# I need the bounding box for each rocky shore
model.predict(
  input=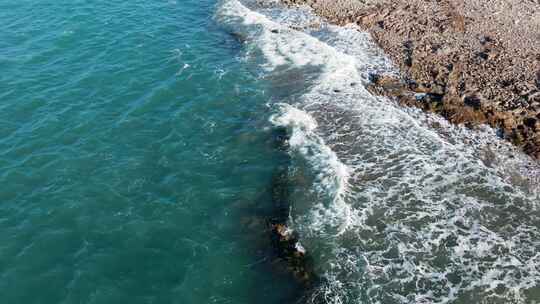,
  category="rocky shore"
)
[281,0,540,159]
